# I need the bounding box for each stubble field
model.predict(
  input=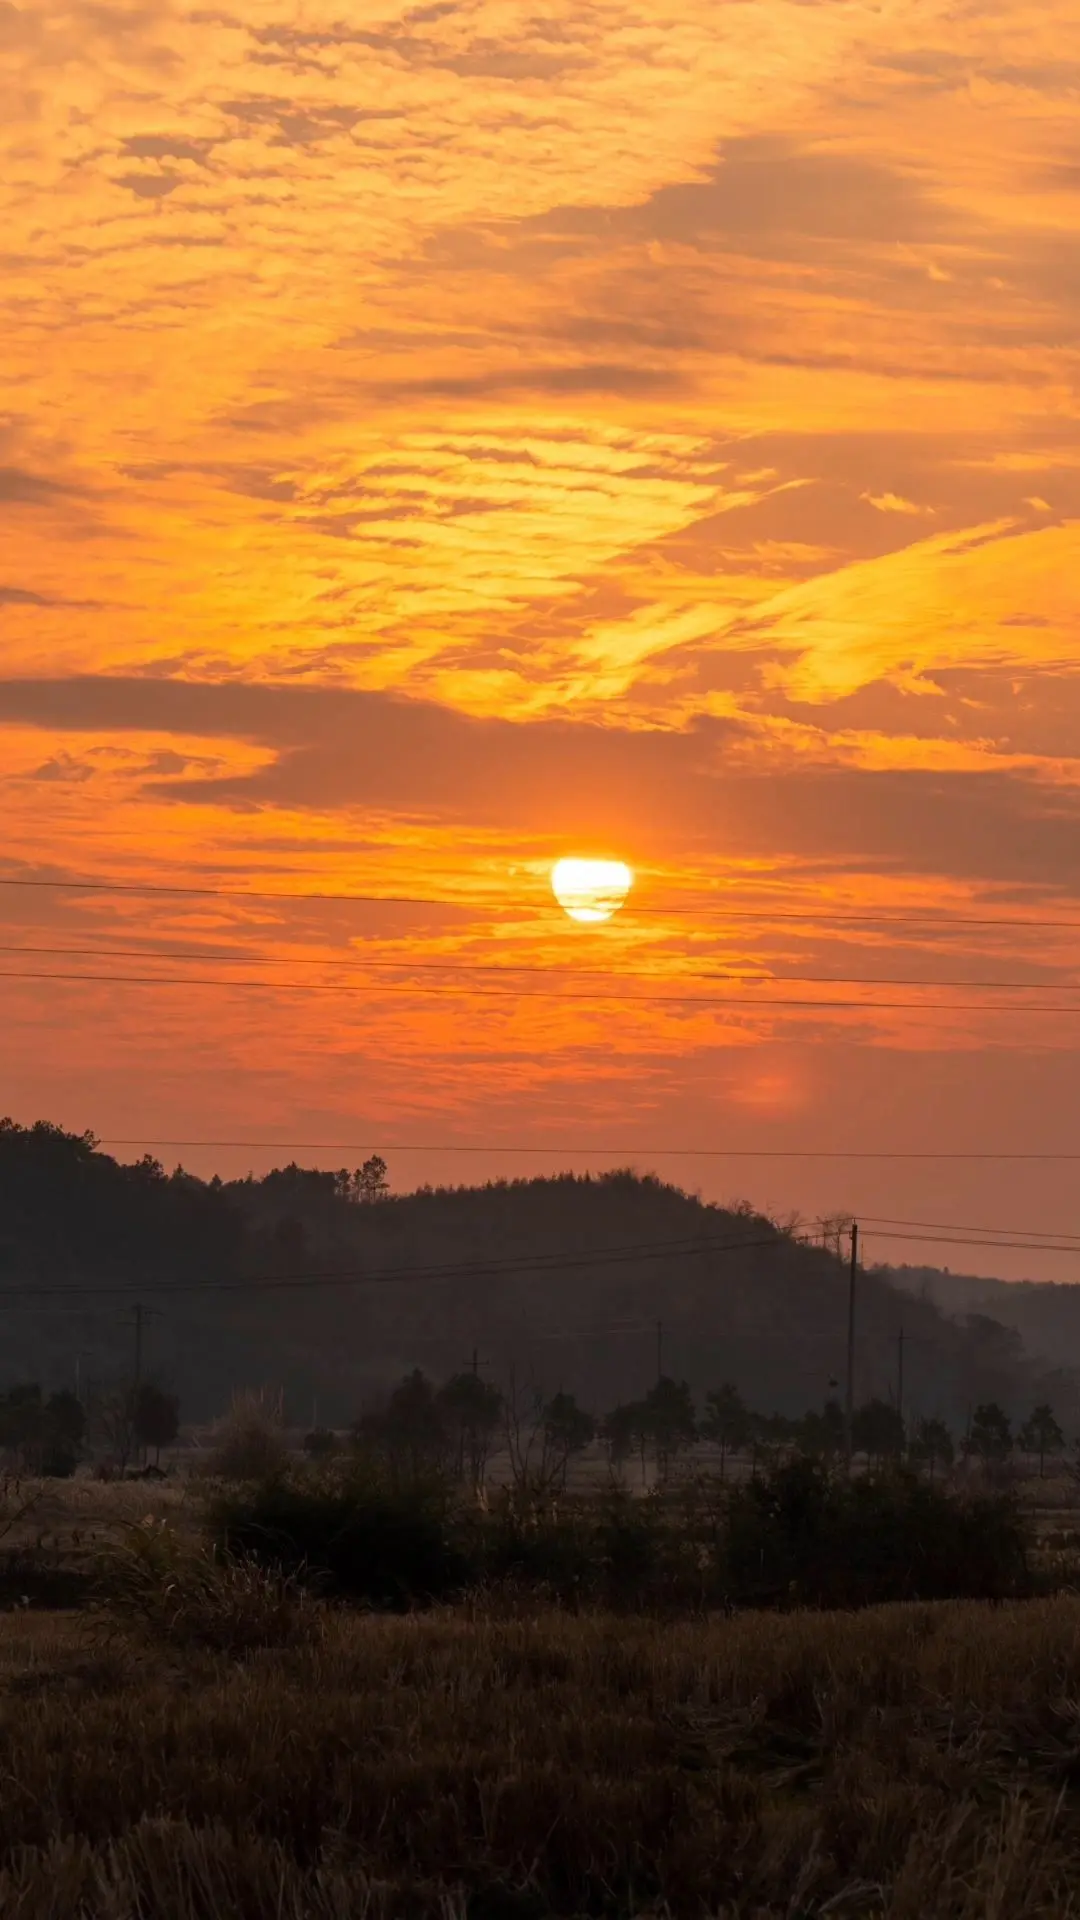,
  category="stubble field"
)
[6,1596,1080,1916]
